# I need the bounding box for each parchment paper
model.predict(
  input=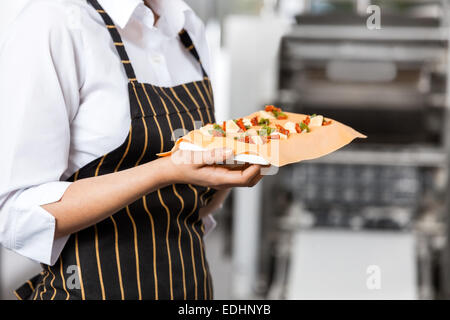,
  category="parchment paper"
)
[158,112,366,167]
